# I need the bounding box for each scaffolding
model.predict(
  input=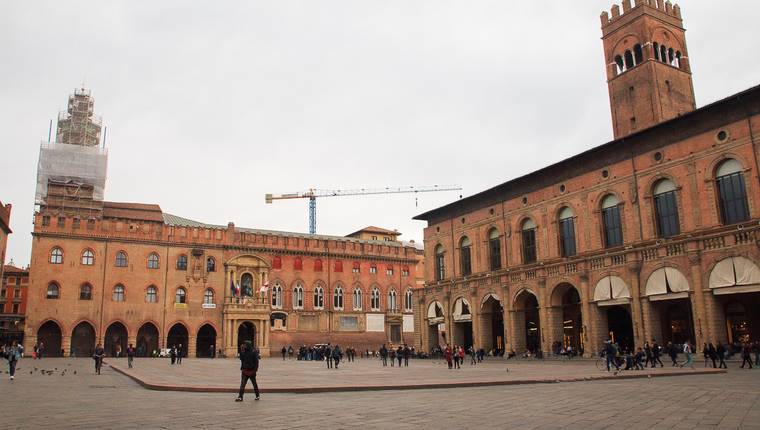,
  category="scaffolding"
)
[35,142,108,206]
[55,87,102,147]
